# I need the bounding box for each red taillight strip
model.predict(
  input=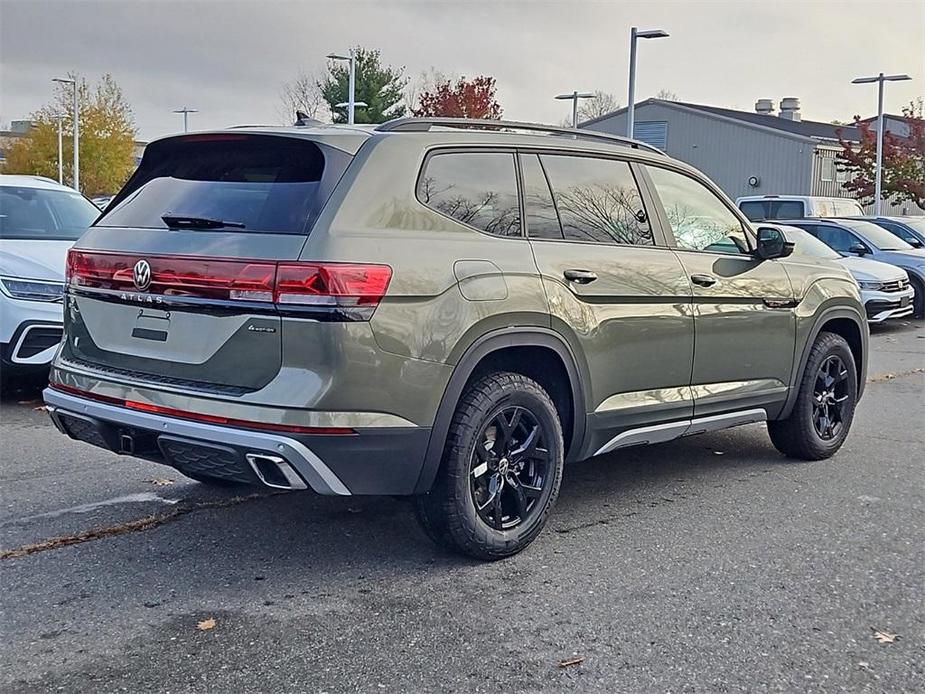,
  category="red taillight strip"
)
[48,383,355,436]
[66,250,392,316]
